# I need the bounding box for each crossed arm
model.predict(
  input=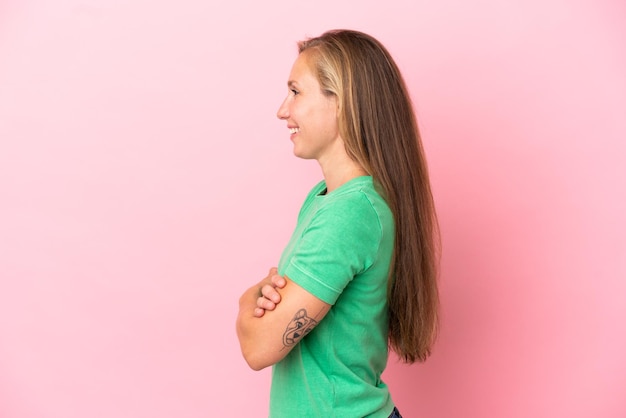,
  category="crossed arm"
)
[236,268,331,370]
